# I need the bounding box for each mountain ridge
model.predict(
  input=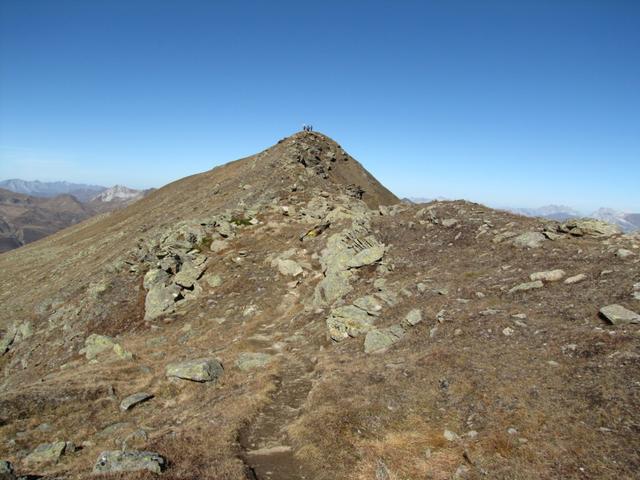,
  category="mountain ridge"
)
[0,132,638,479]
